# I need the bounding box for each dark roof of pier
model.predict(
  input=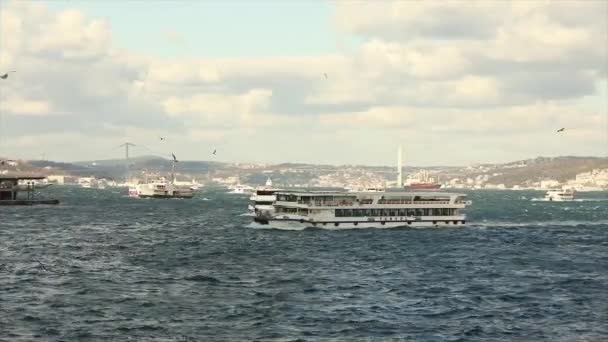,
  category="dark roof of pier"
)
[0,173,46,180]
